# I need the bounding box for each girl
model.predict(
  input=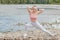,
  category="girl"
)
[23,6,55,38]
